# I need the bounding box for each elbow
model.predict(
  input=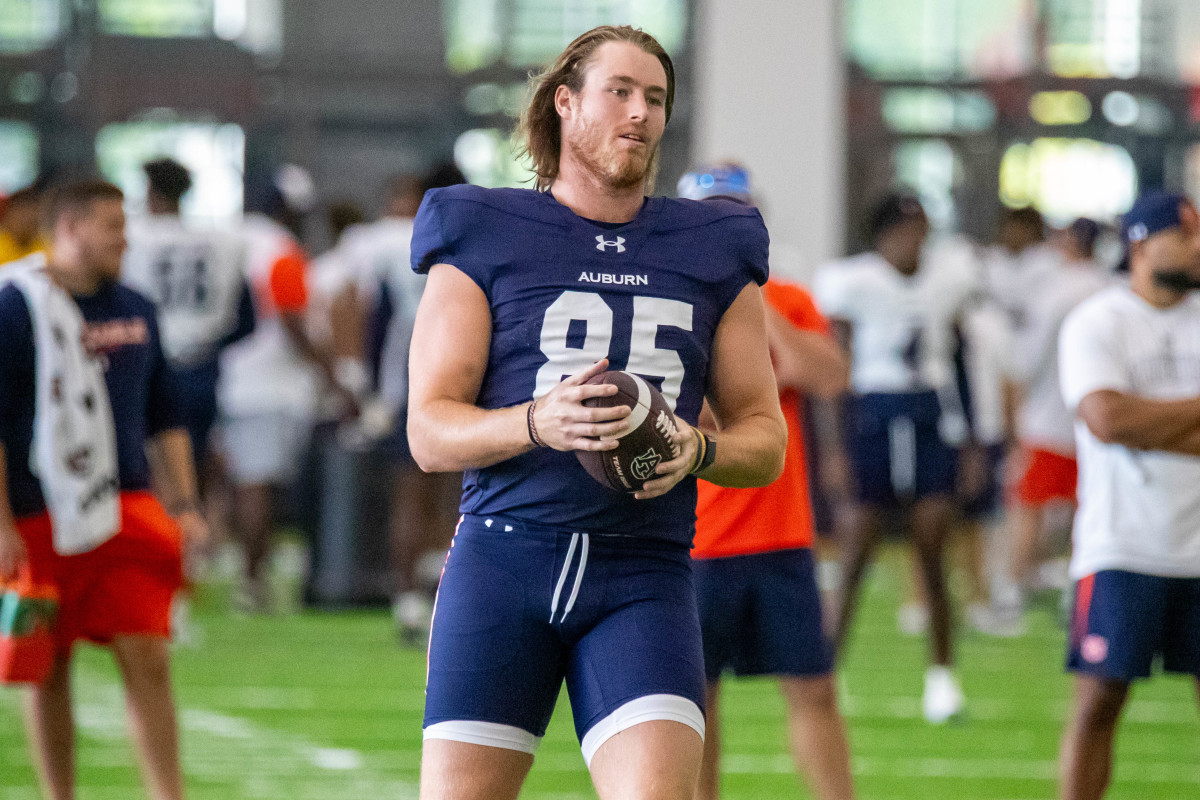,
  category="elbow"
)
[1083,410,1141,448]
[750,419,788,487]
[763,448,786,485]
[1085,417,1121,446]
[406,414,454,473]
